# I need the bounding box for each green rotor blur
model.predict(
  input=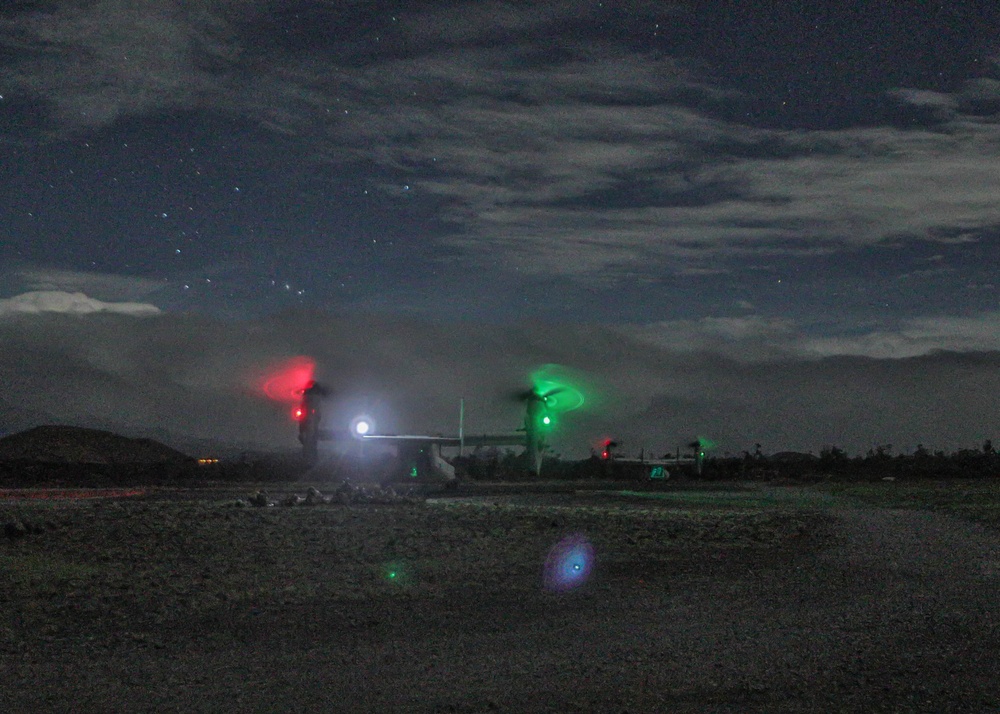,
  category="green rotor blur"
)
[529,364,586,414]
